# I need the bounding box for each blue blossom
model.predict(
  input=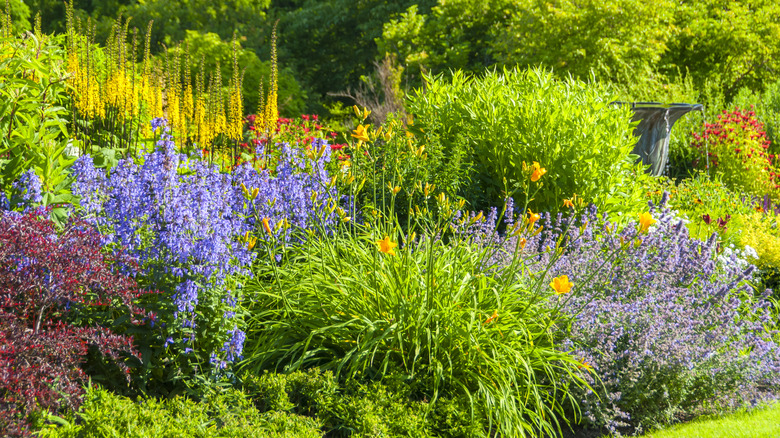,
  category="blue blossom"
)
[12,169,43,207]
[69,118,341,365]
[221,328,246,362]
